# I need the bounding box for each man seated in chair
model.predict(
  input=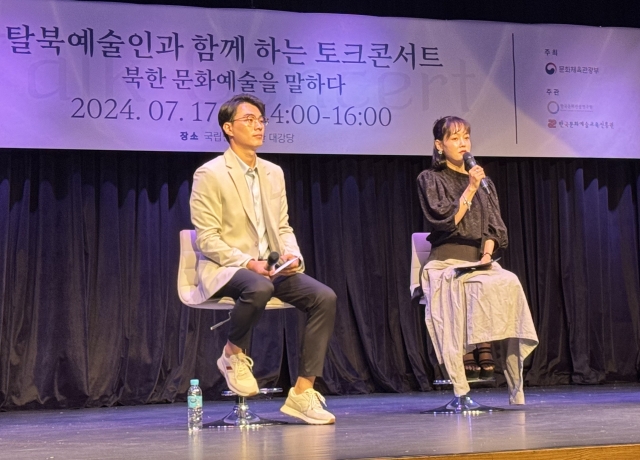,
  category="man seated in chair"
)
[189,94,337,425]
